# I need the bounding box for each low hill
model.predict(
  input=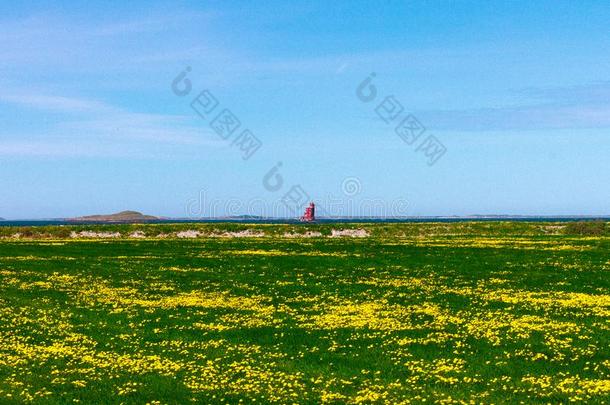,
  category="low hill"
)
[70,211,158,223]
